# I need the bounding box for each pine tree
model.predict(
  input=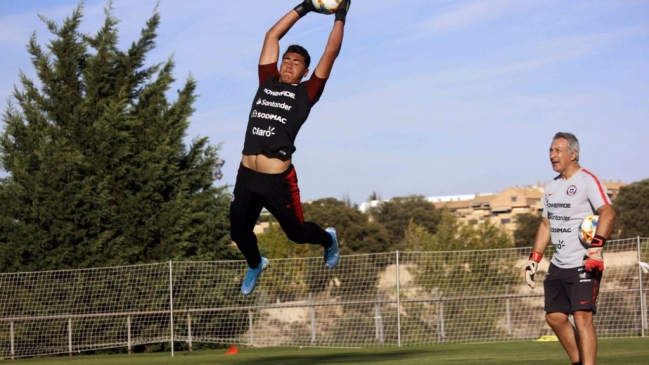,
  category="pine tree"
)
[0,3,235,272]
